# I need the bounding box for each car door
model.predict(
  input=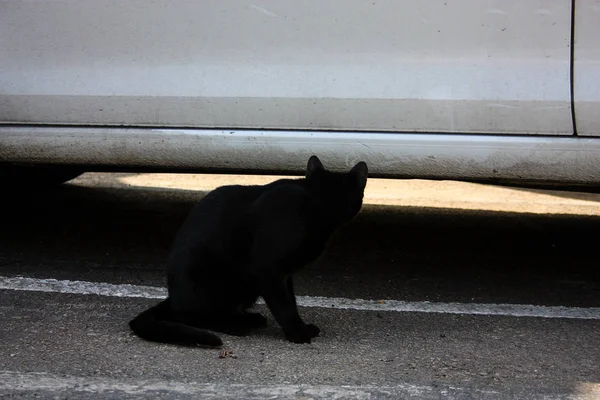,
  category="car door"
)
[573,0,600,136]
[0,0,573,136]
